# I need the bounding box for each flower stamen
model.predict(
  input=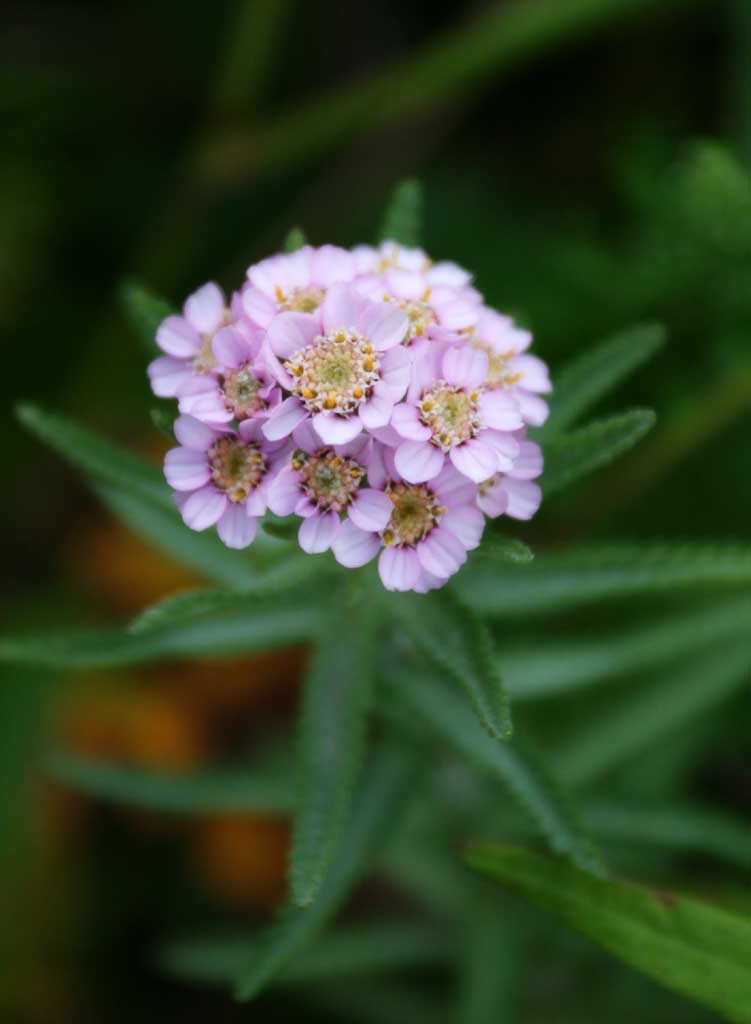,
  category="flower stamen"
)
[209,436,267,503]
